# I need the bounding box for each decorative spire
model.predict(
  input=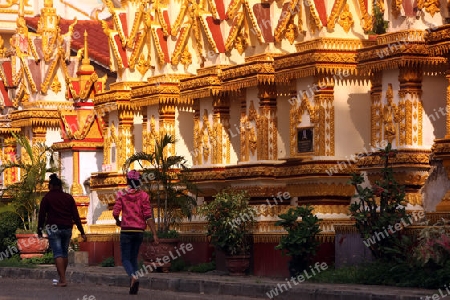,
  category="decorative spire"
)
[19,0,24,17]
[82,30,90,65]
[44,0,53,8]
[78,30,94,73]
